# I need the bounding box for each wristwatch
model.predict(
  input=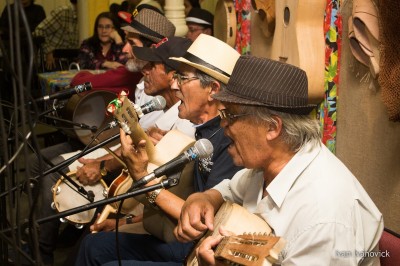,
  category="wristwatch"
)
[99,160,108,177]
[146,188,163,206]
[125,214,134,224]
